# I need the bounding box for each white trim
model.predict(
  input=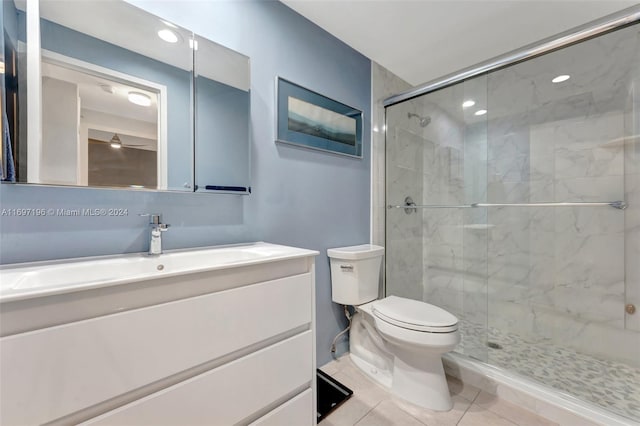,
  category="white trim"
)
[309,260,317,425]
[158,85,168,190]
[77,93,85,185]
[369,65,375,245]
[26,0,42,183]
[39,50,169,190]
